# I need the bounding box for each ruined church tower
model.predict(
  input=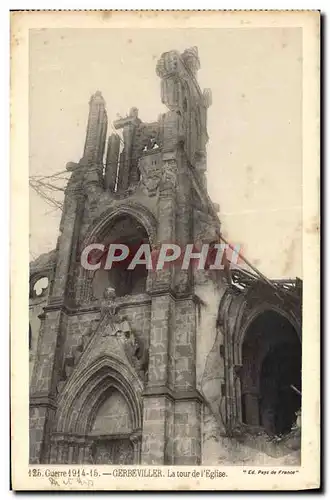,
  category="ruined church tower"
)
[29,47,302,466]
